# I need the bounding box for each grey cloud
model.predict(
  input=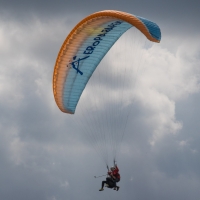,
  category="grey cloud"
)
[1,0,200,32]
